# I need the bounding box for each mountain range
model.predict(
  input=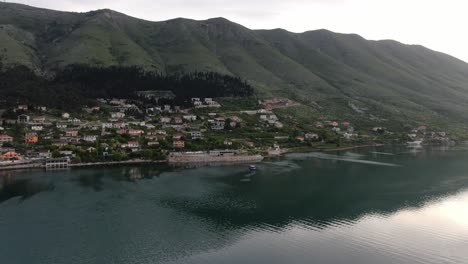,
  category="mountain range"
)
[1,2,468,130]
